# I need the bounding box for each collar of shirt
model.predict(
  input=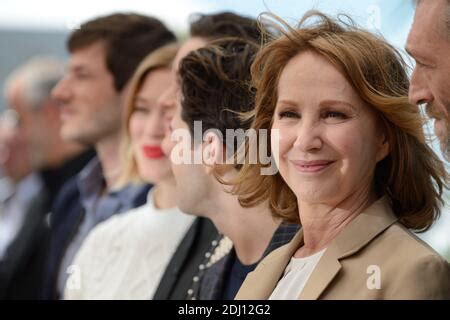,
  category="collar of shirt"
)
[76,157,146,222]
[1,173,44,216]
[11,173,44,206]
[0,173,44,219]
[77,157,104,201]
[0,176,15,203]
[0,173,44,259]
